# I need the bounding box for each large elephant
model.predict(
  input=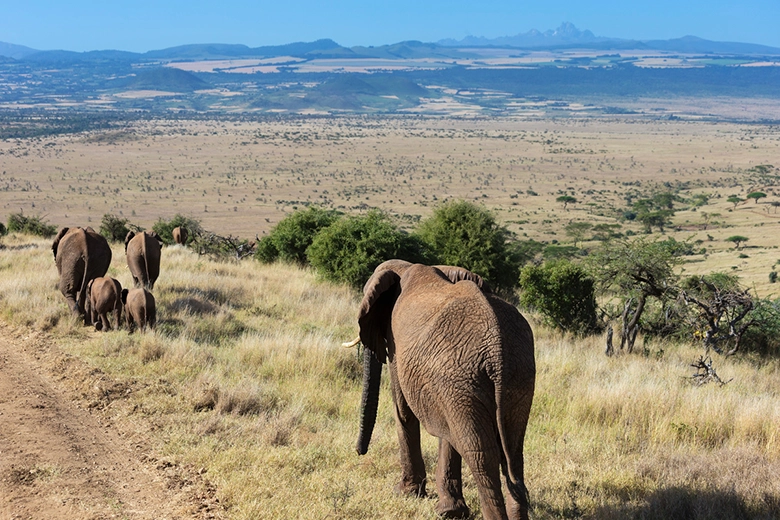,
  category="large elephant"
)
[124,231,163,290]
[86,276,123,331]
[172,226,188,245]
[52,226,112,323]
[351,260,535,520]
